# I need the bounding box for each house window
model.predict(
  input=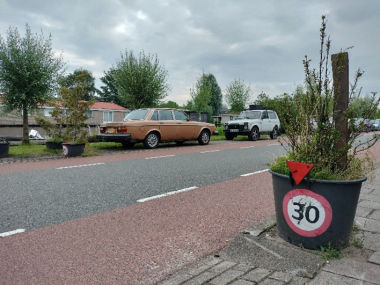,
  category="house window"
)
[44,108,53,117]
[86,110,93,118]
[103,111,113,122]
